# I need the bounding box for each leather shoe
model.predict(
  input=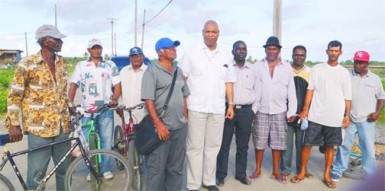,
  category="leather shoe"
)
[216,178,224,186]
[202,185,220,191]
[235,177,251,185]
